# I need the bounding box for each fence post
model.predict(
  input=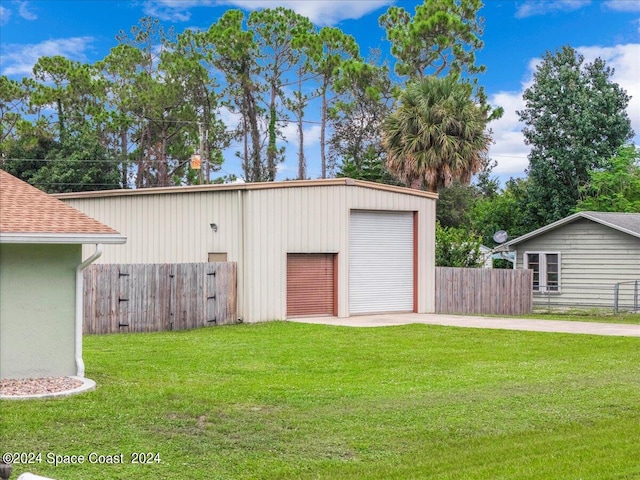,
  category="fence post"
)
[614,283,619,314]
[635,280,638,313]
